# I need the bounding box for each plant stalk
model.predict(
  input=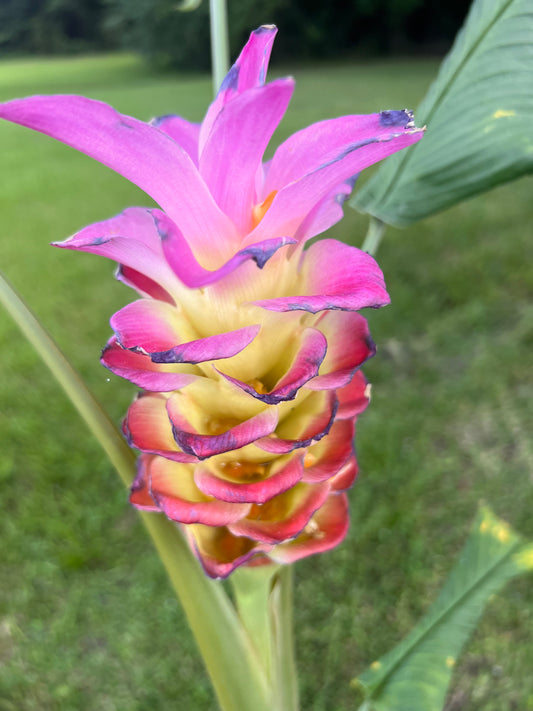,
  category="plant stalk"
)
[209,0,230,96]
[232,564,299,710]
[361,216,386,256]
[270,565,299,710]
